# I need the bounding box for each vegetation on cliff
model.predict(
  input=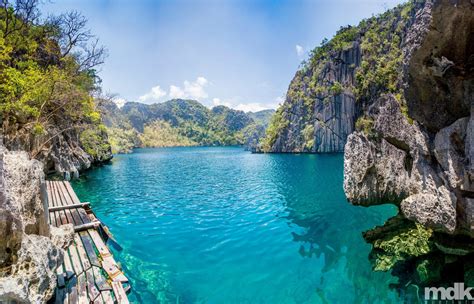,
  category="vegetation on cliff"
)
[0,0,111,170]
[261,1,417,152]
